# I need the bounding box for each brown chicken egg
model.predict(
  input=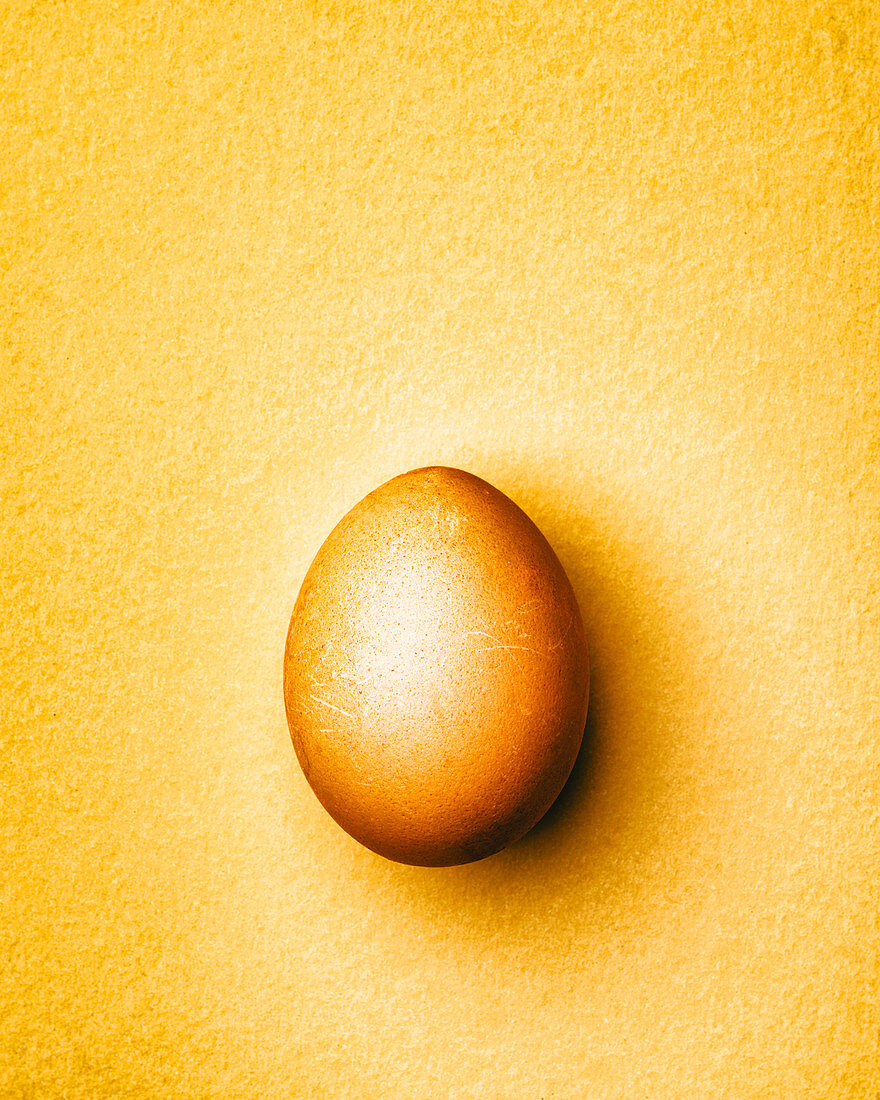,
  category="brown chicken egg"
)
[283,466,589,866]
